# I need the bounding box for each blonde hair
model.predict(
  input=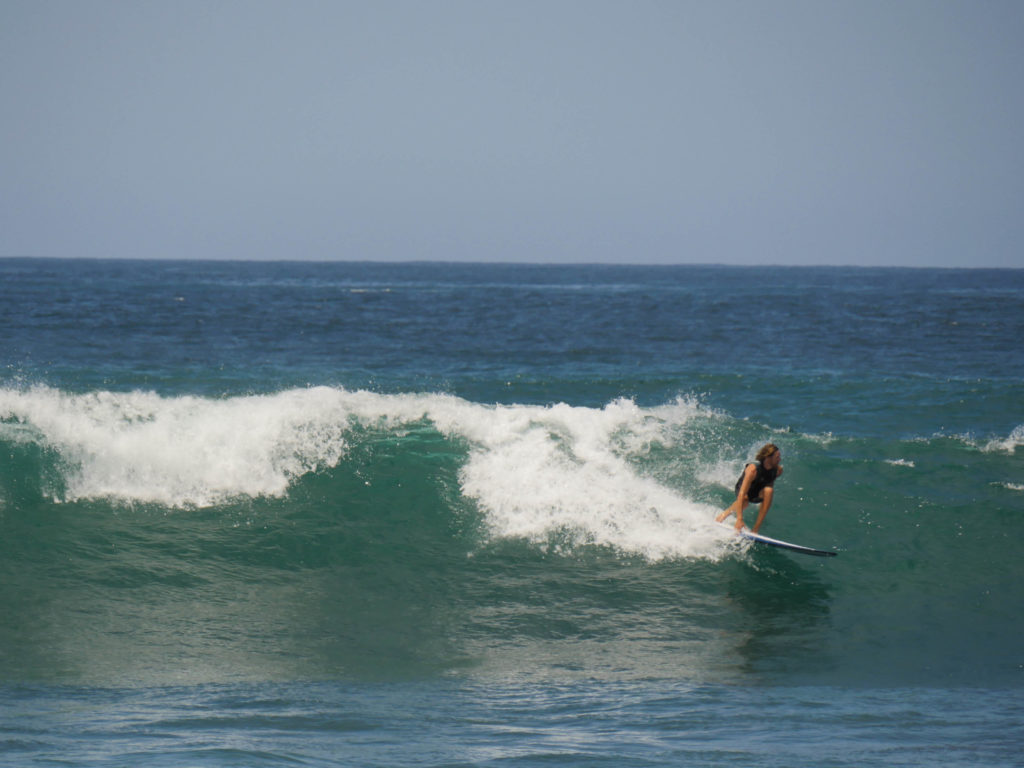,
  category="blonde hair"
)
[756,443,780,462]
